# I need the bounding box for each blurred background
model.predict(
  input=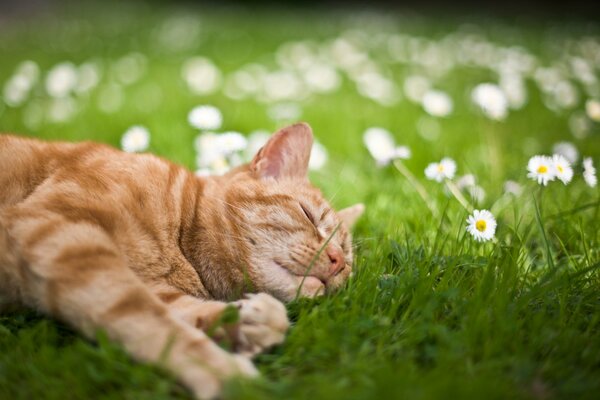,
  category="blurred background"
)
[0,0,599,202]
